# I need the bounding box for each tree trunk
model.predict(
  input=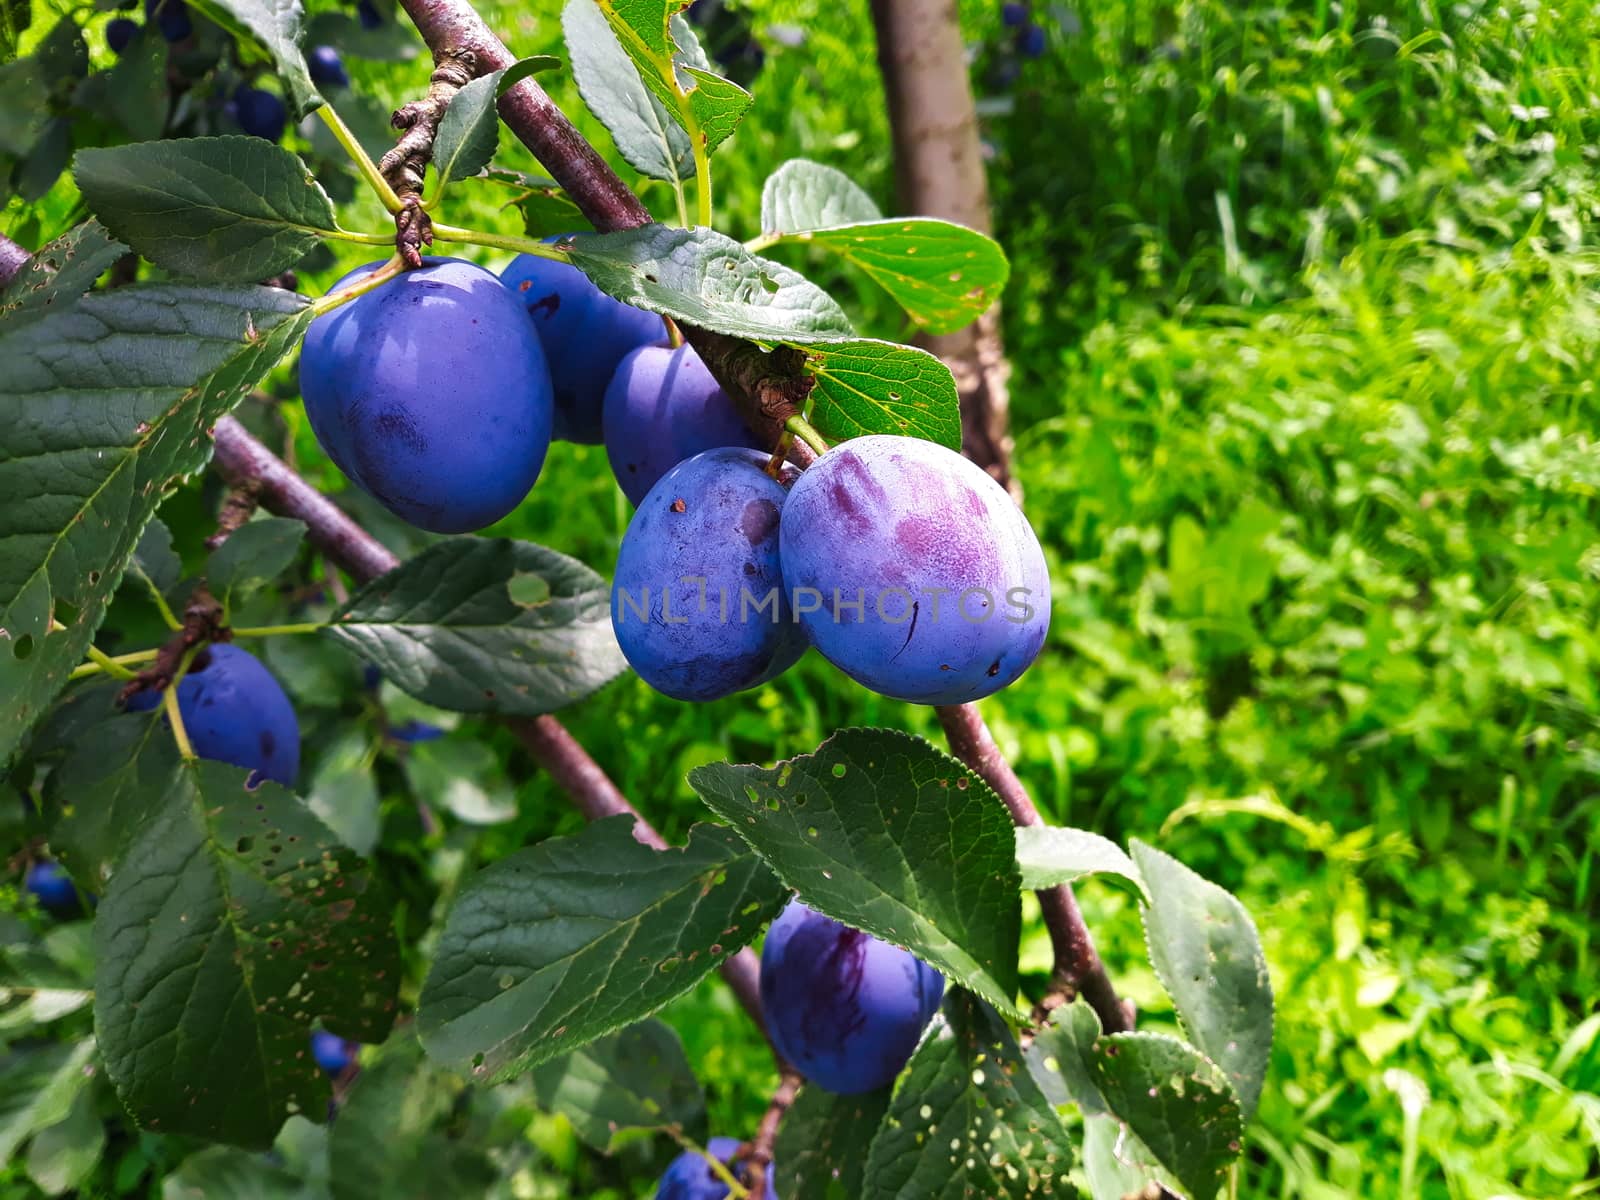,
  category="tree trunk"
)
[869,0,1016,495]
